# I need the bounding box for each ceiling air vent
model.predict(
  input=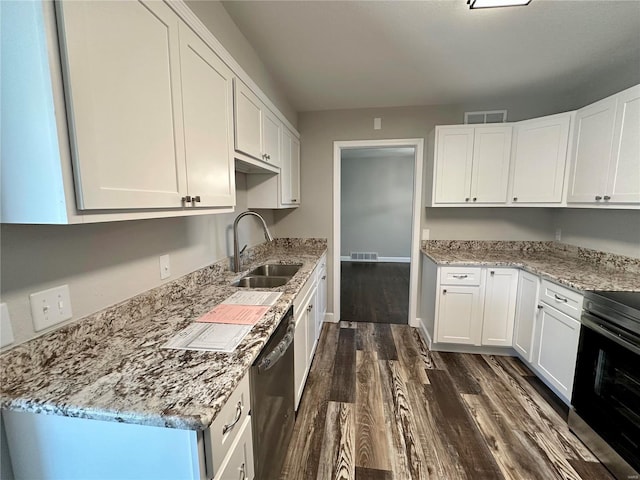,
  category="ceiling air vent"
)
[464,110,508,124]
